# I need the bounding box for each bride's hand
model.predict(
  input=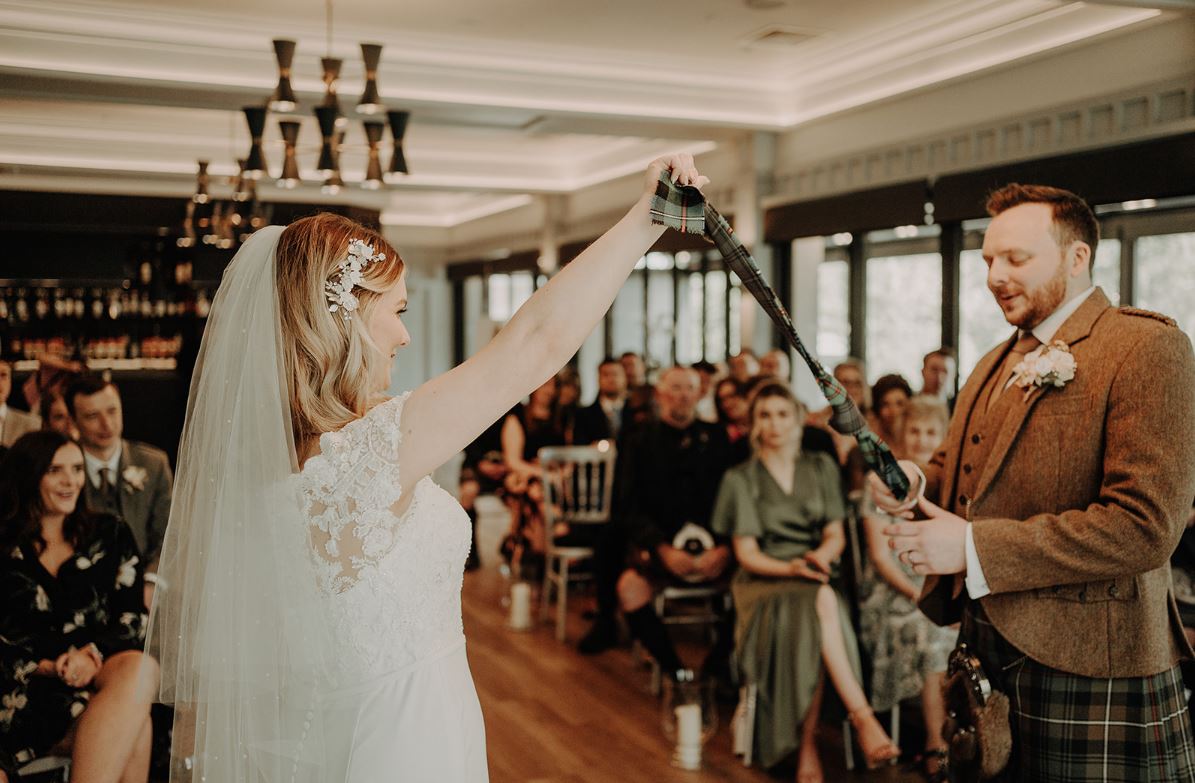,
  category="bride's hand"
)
[642,153,709,197]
